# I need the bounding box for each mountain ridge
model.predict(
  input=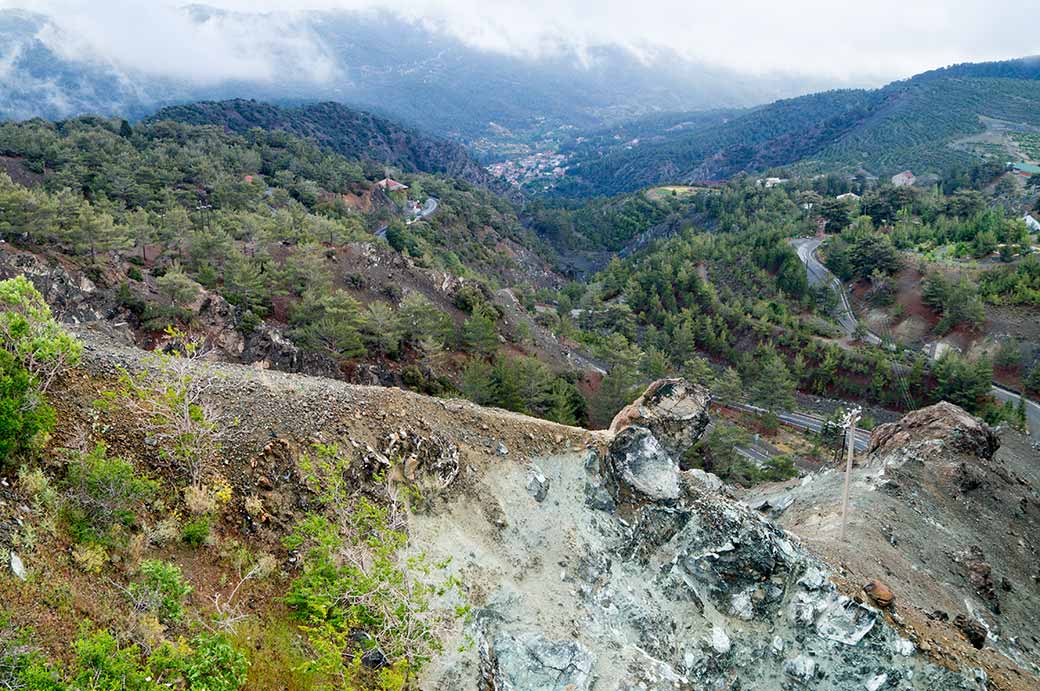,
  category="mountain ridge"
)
[555,57,1040,196]
[146,99,494,187]
[0,7,833,143]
